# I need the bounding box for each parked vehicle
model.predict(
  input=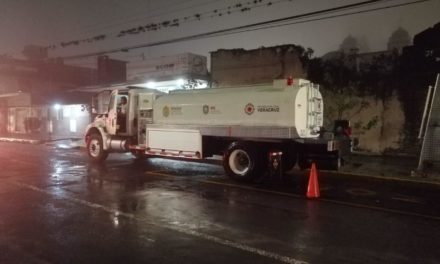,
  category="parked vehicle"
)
[85,78,351,181]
